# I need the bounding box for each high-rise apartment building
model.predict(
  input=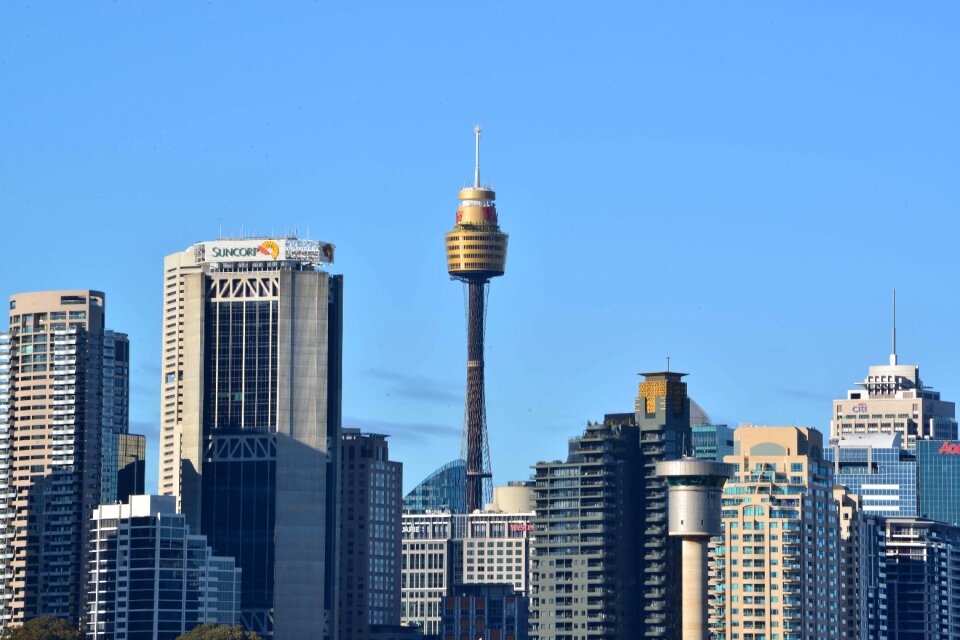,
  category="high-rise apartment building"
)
[830,346,956,448]
[401,509,535,636]
[87,495,242,640]
[709,426,843,640]
[529,416,644,640]
[159,237,341,639]
[637,371,691,640]
[876,517,960,639]
[826,433,917,517]
[0,290,142,630]
[340,428,403,640]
